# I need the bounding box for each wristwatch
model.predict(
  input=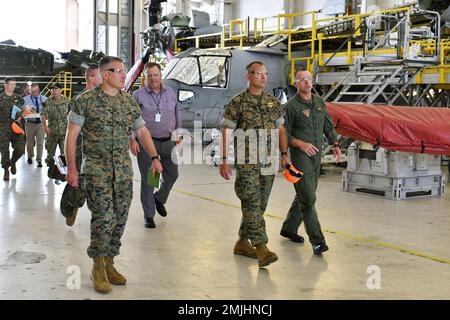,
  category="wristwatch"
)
[281,151,288,157]
[151,155,161,161]
[333,141,340,148]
